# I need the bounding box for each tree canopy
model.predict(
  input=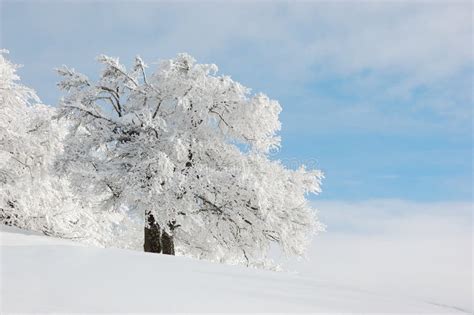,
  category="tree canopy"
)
[55,53,324,265]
